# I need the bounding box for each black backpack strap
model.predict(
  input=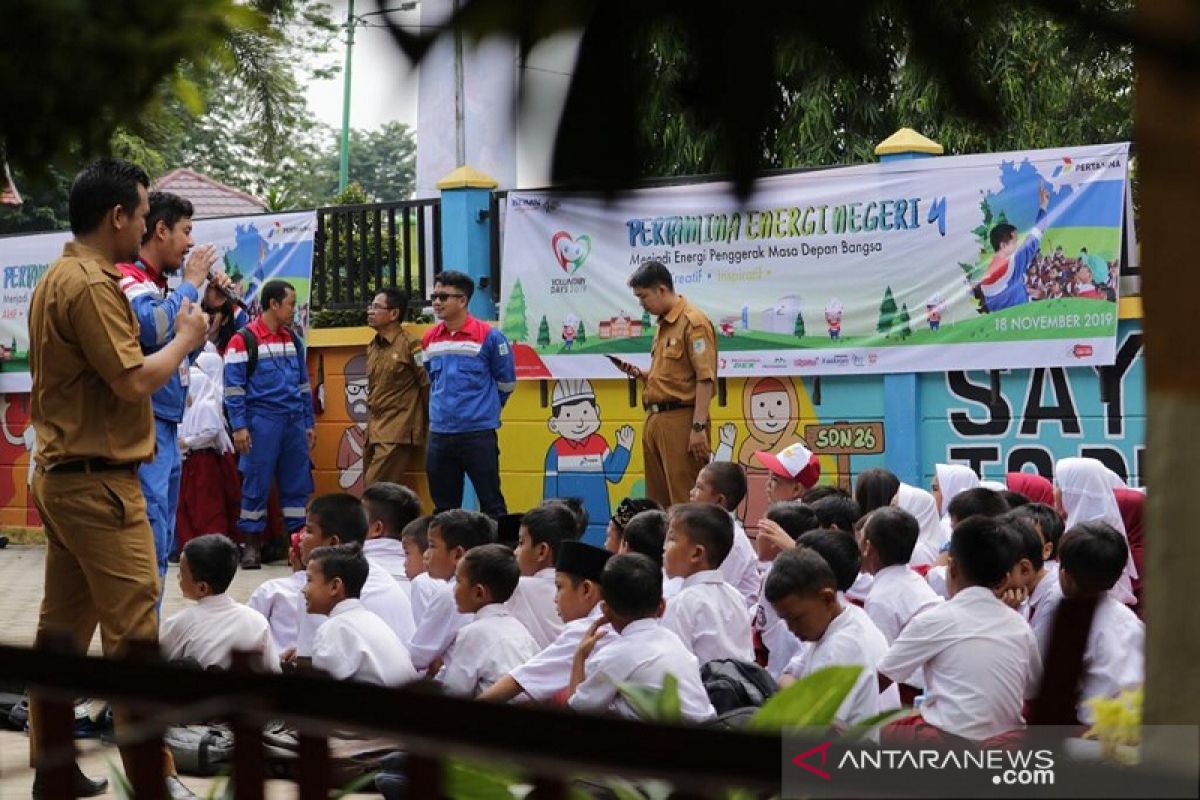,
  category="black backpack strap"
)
[237,325,259,380]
